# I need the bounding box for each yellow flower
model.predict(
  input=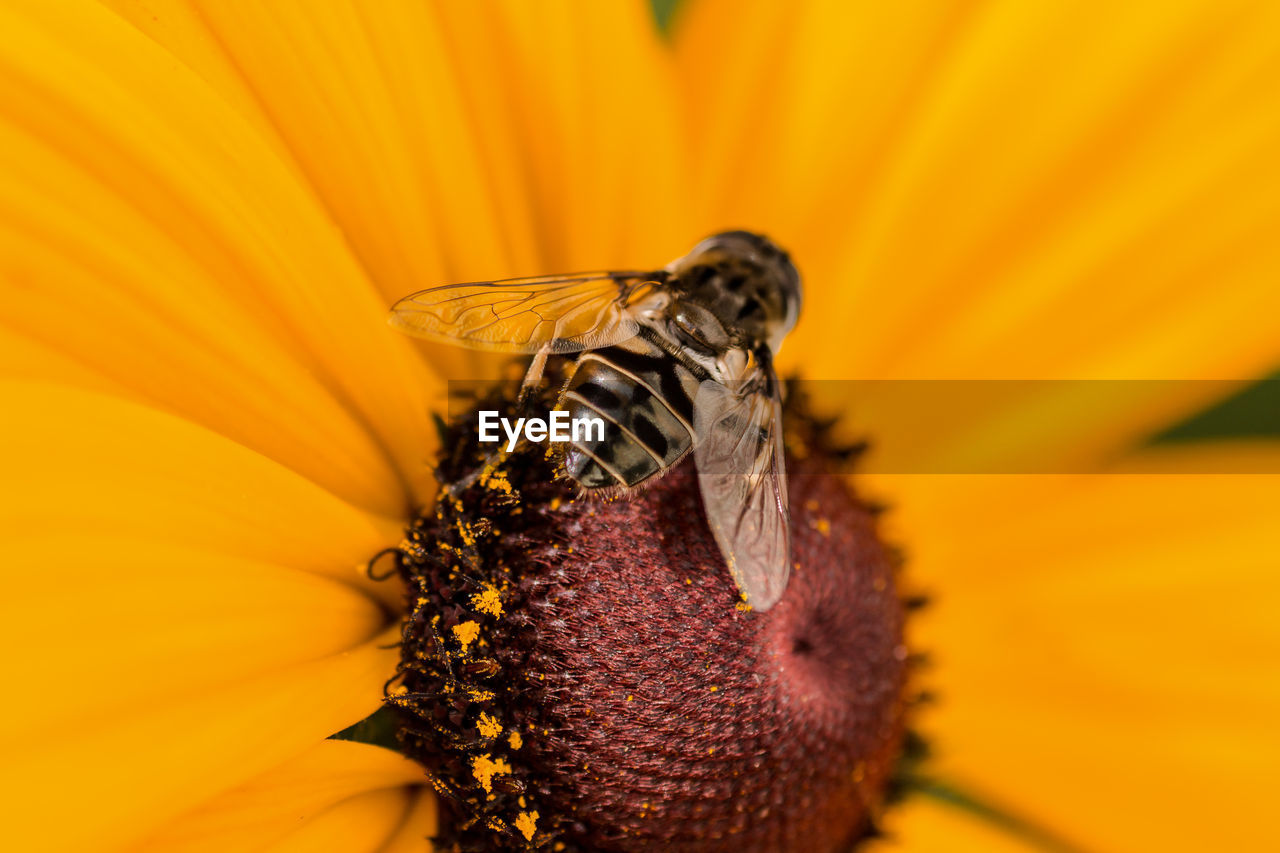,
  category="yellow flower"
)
[1,0,1277,850]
